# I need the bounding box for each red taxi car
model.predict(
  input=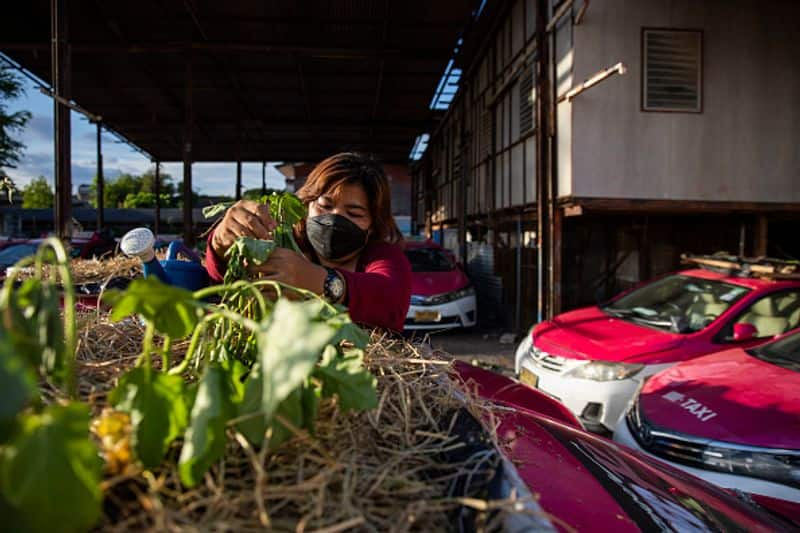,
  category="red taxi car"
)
[515,265,800,432]
[454,361,799,529]
[615,328,800,504]
[403,239,477,330]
